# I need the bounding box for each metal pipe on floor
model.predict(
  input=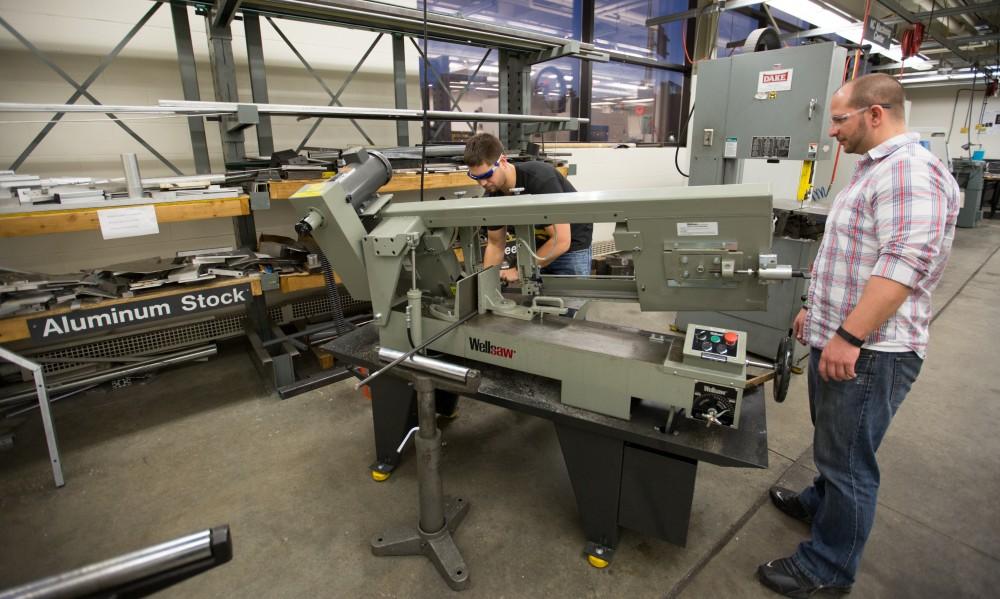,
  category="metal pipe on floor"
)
[0,345,217,406]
